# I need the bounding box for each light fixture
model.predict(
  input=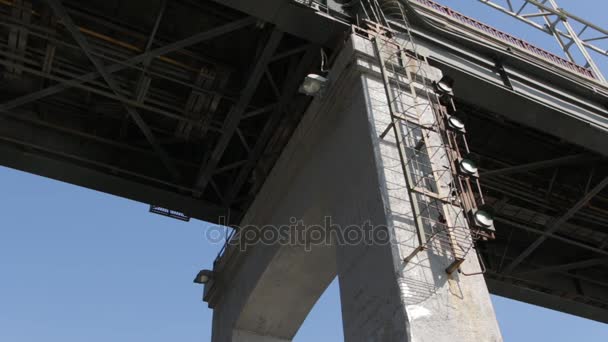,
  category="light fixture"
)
[458,156,479,177]
[299,74,327,96]
[193,269,214,285]
[434,76,454,95]
[447,115,466,133]
[470,205,495,232]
